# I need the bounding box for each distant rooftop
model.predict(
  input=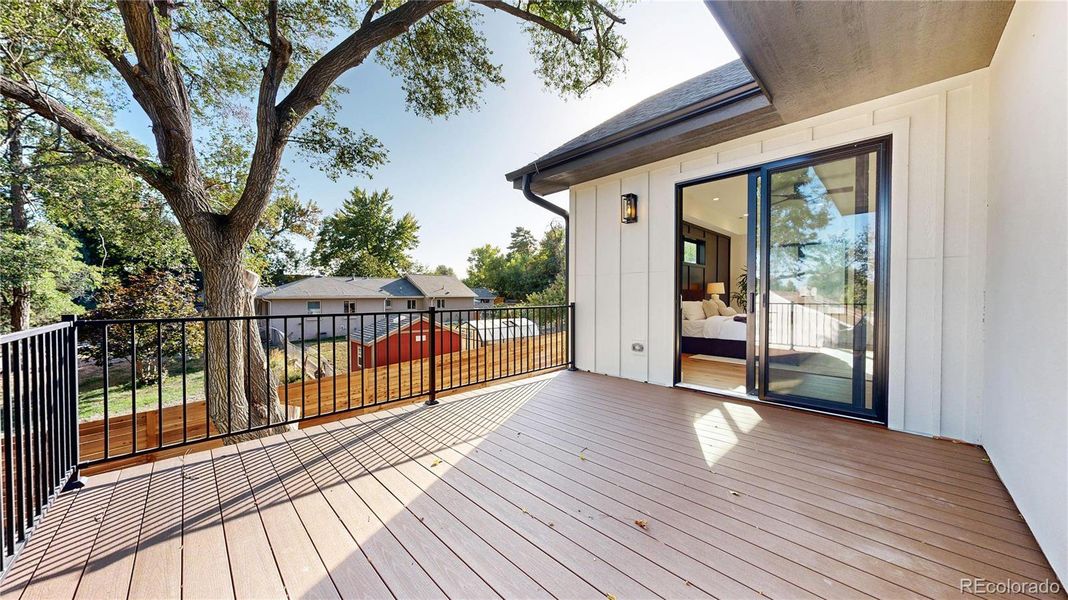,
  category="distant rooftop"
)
[257,274,474,300]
